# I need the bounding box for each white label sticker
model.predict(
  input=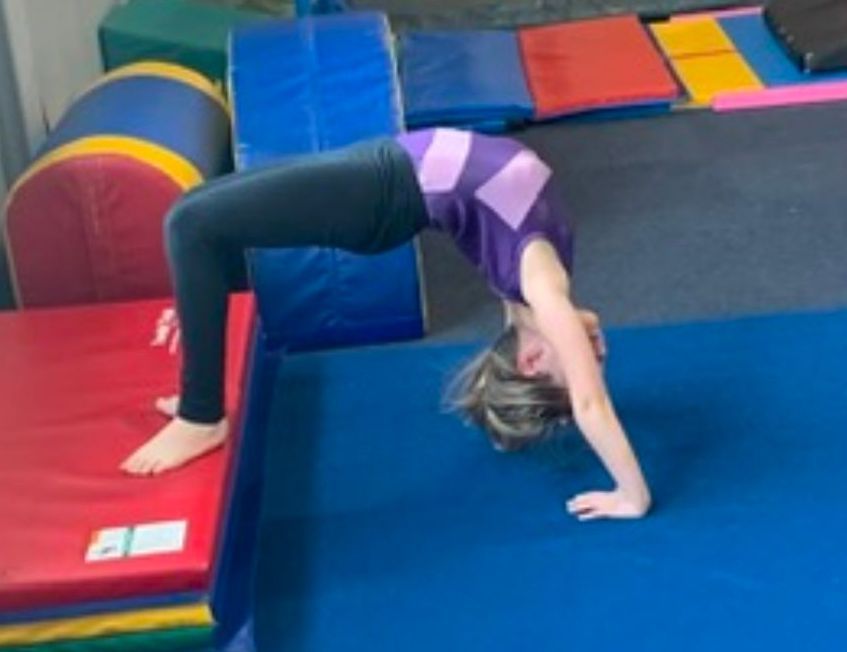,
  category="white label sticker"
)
[85,520,188,562]
[86,527,131,562]
[129,520,188,557]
